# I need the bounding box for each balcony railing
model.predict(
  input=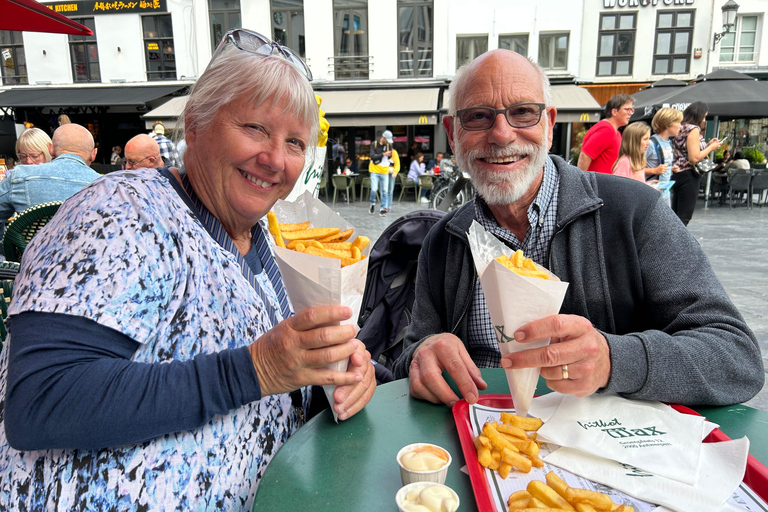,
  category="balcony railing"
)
[329,55,371,80]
